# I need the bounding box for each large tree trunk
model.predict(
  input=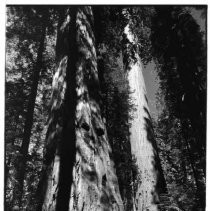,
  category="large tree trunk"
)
[11,13,47,209]
[39,6,123,211]
[122,16,166,211]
